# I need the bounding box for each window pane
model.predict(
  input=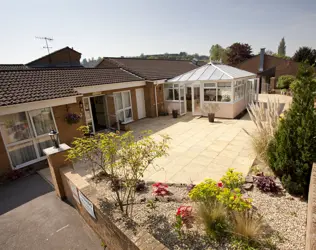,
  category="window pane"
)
[125,109,132,121]
[36,137,54,157]
[117,110,124,123]
[0,112,31,144]
[7,141,37,167]
[29,108,55,136]
[166,89,173,100]
[218,83,232,102]
[174,88,179,100]
[204,83,216,88]
[204,89,216,101]
[122,92,131,108]
[115,93,123,110]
